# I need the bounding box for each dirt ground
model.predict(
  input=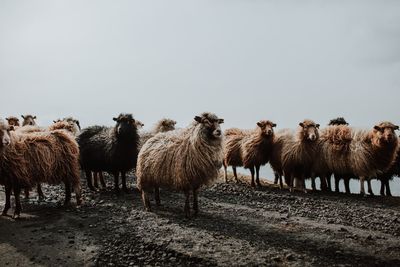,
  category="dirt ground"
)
[1,173,400,267]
